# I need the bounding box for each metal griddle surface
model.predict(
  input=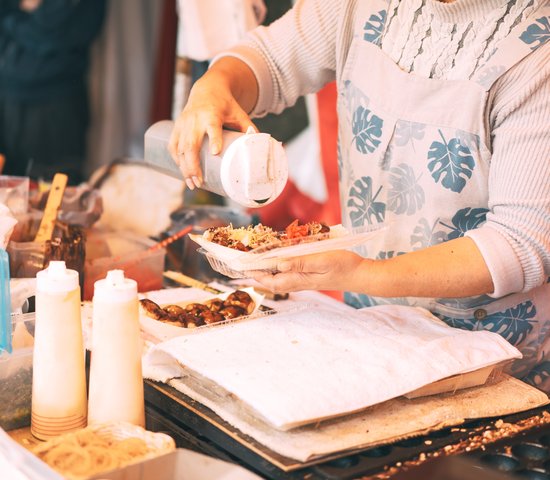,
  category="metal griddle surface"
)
[144,379,550,480]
